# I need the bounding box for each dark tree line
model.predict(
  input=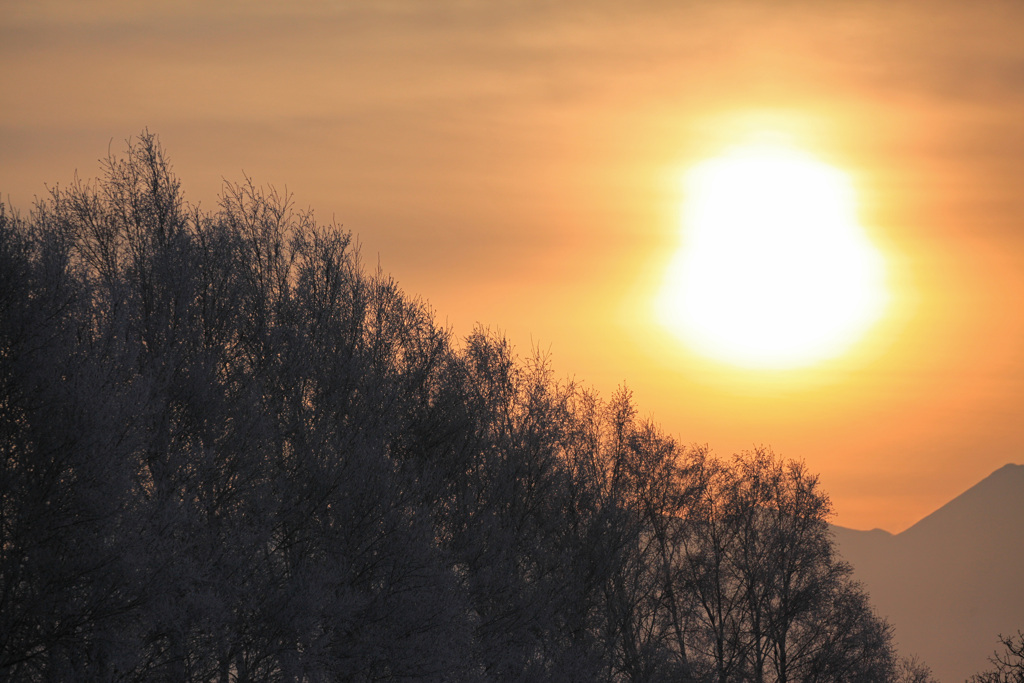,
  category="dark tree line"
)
[1,134,917,681]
